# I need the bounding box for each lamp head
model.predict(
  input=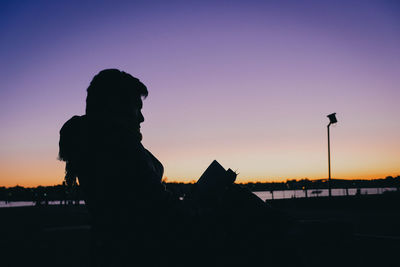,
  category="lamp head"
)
[327,113,337,124]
